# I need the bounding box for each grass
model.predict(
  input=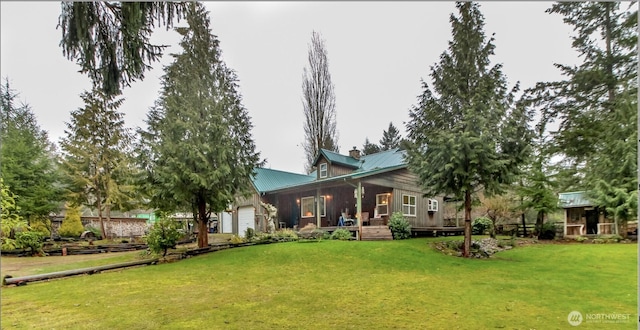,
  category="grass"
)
[0,238,636,329]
